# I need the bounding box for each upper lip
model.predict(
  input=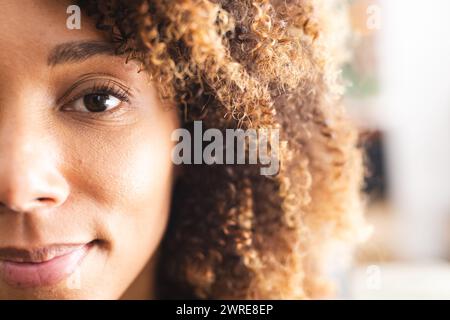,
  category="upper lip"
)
[0,243,89,263]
